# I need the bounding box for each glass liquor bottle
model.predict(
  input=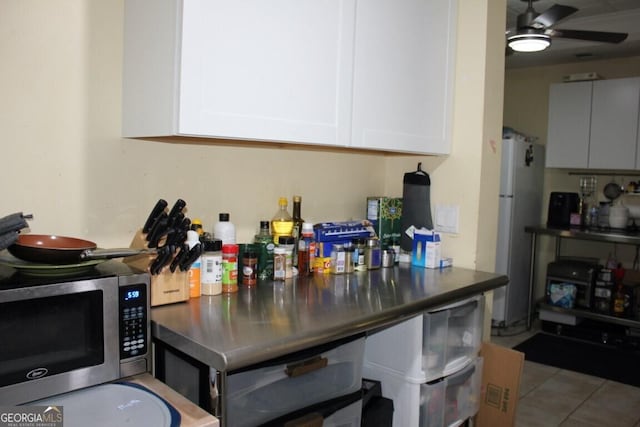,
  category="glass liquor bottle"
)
[291,195,304,267]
